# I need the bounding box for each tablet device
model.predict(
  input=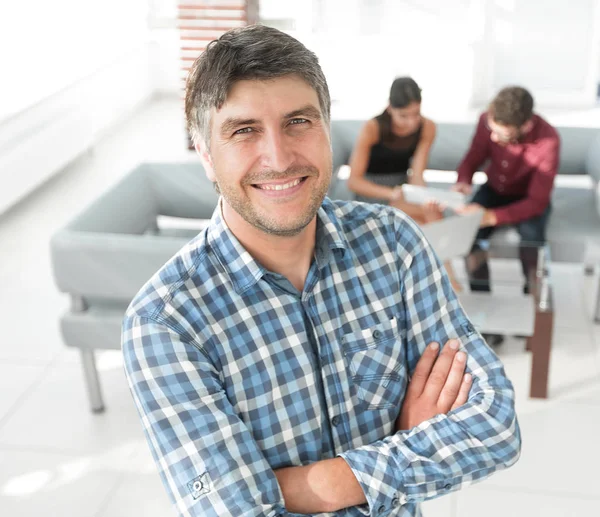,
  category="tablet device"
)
[402,184,467,209]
